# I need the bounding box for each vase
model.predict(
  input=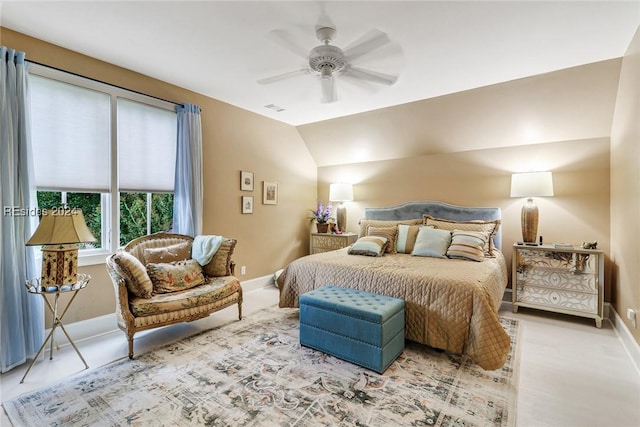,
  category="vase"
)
[316,223,329,233]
